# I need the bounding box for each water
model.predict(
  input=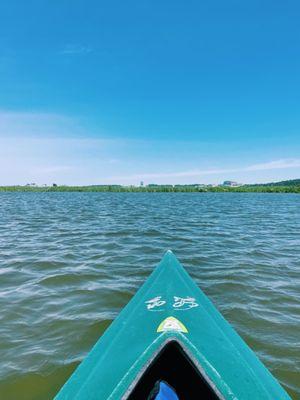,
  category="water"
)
[0,192,299,399]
